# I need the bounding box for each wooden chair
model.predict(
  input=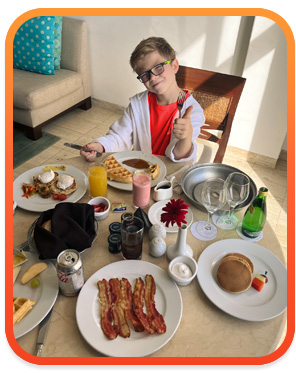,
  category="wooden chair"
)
[176,65,246,163]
